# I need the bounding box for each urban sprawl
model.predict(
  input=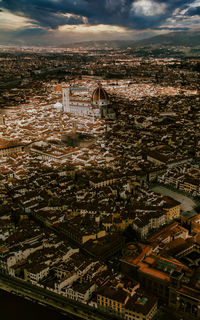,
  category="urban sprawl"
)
[1,46,200,320]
